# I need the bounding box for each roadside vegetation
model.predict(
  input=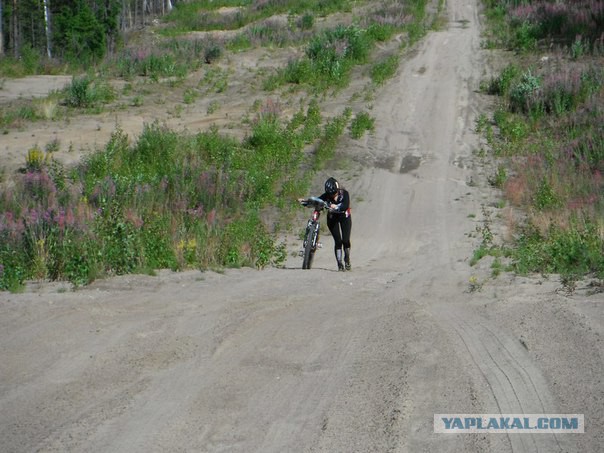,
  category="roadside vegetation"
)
[0,102,350,290]
[476,0,603,285]
[0,0,437,290]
